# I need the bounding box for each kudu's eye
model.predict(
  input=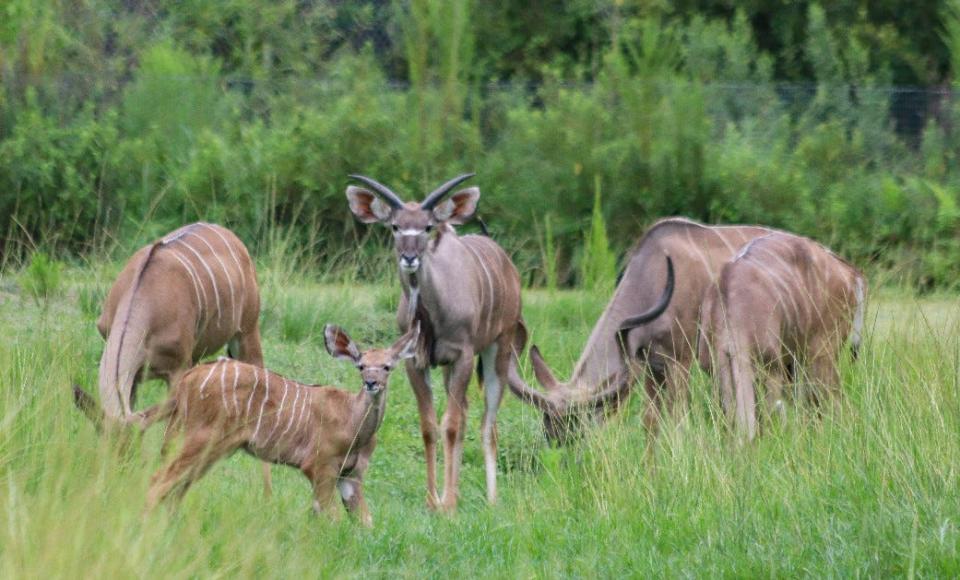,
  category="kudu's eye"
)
[391,224,399,232]
[425,224,433,233]
[357,364,365,370]
[384,364,392,372]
